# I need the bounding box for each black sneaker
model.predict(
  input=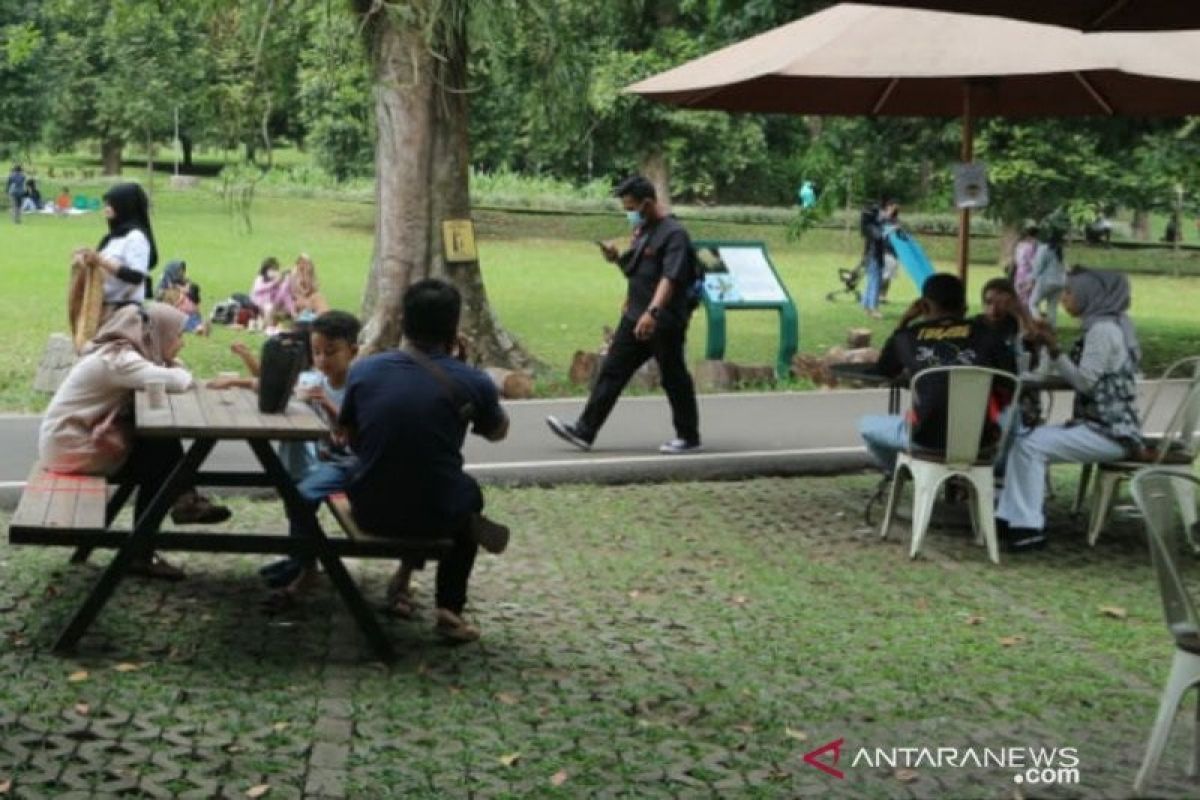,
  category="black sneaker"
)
[997,519,1047,553]
[546,415,592,451]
